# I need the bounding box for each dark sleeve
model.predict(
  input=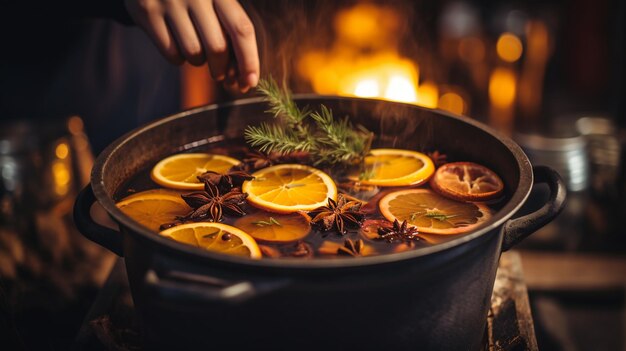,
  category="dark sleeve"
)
[73,0,135,25]
[1,0,134,25]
